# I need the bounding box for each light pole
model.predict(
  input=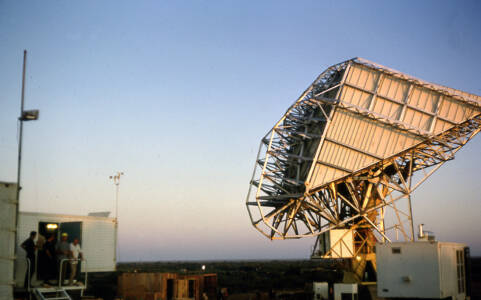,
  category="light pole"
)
[109,171,124,263]
[14,50,39,279]
[109,171,124,220]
